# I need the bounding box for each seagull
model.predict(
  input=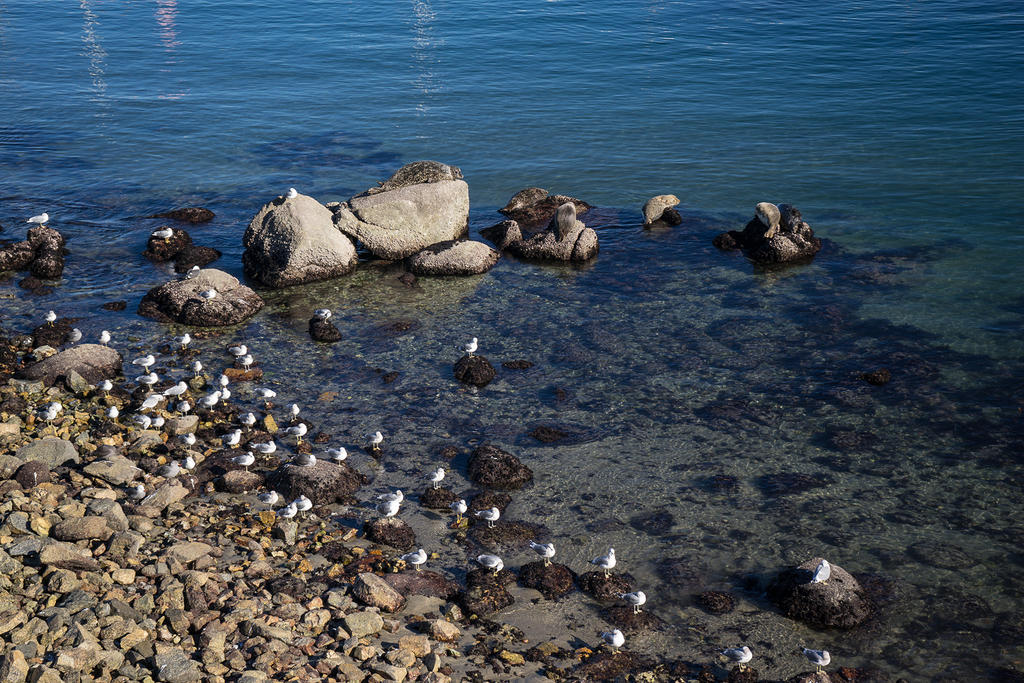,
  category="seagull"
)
[327,447,347,463]
[184,265,200,279]
[257,490,279,506]
[232,452,255,471]
[314,308,331,320]
[200,289,217,300]
[256,388,276,406]
[278,501,298,519]
[721,646,753,669]
[601,629,625,651]
[99,330,111,345]
[621,591,647,614]
[811,559,831,584]
[192,360,203,376]
[198,391,220,409]
[177,400,192,415]
[286,187,298,199]
[591,548,616,577]
[287,422,307,442]
[377,497,401,518]
[401,548,427,571]
[128,483,146,500]
[240,412,257,429]
[252,441,277,455]
[107,406,120,420]
[152,227,174,241]
[140,394,163,410]
[294,495,313,517]
[529,541,556,567]
[369,430,384,452]
[97,379,113,394]
[219,387,231,400]
[218,374,230,388]
[163,381,188,398]
[179,433,196,447]
[136,372,159,387]
[156,461,180,478]
[239,354,254,370]
[181,454,195,470]
[292,452,317,468]
[132,354,156,369]
[175,333,191,349]
[223,429,242,447]
[27,212,49,226]
[427,466,445,489]
[287,403,300,421]
[152,415,166,428]
[44,310,57,325]
[802,648,831,672]
[476,554,504,574]
[449,499,467,524]
[474,506,500,529]
[229,344,247,357]
[67,328,82,344]
[47,401,62,415]
[132,414,153,429]
[377,490,403,504]
[463,337,478,356]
